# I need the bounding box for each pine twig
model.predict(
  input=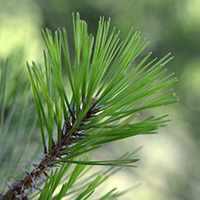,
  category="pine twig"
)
[0,101,101,200]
